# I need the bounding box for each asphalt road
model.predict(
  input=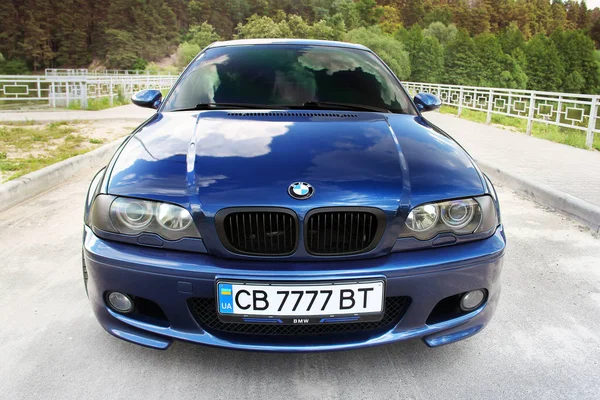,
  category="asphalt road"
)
[1,167,599,400]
